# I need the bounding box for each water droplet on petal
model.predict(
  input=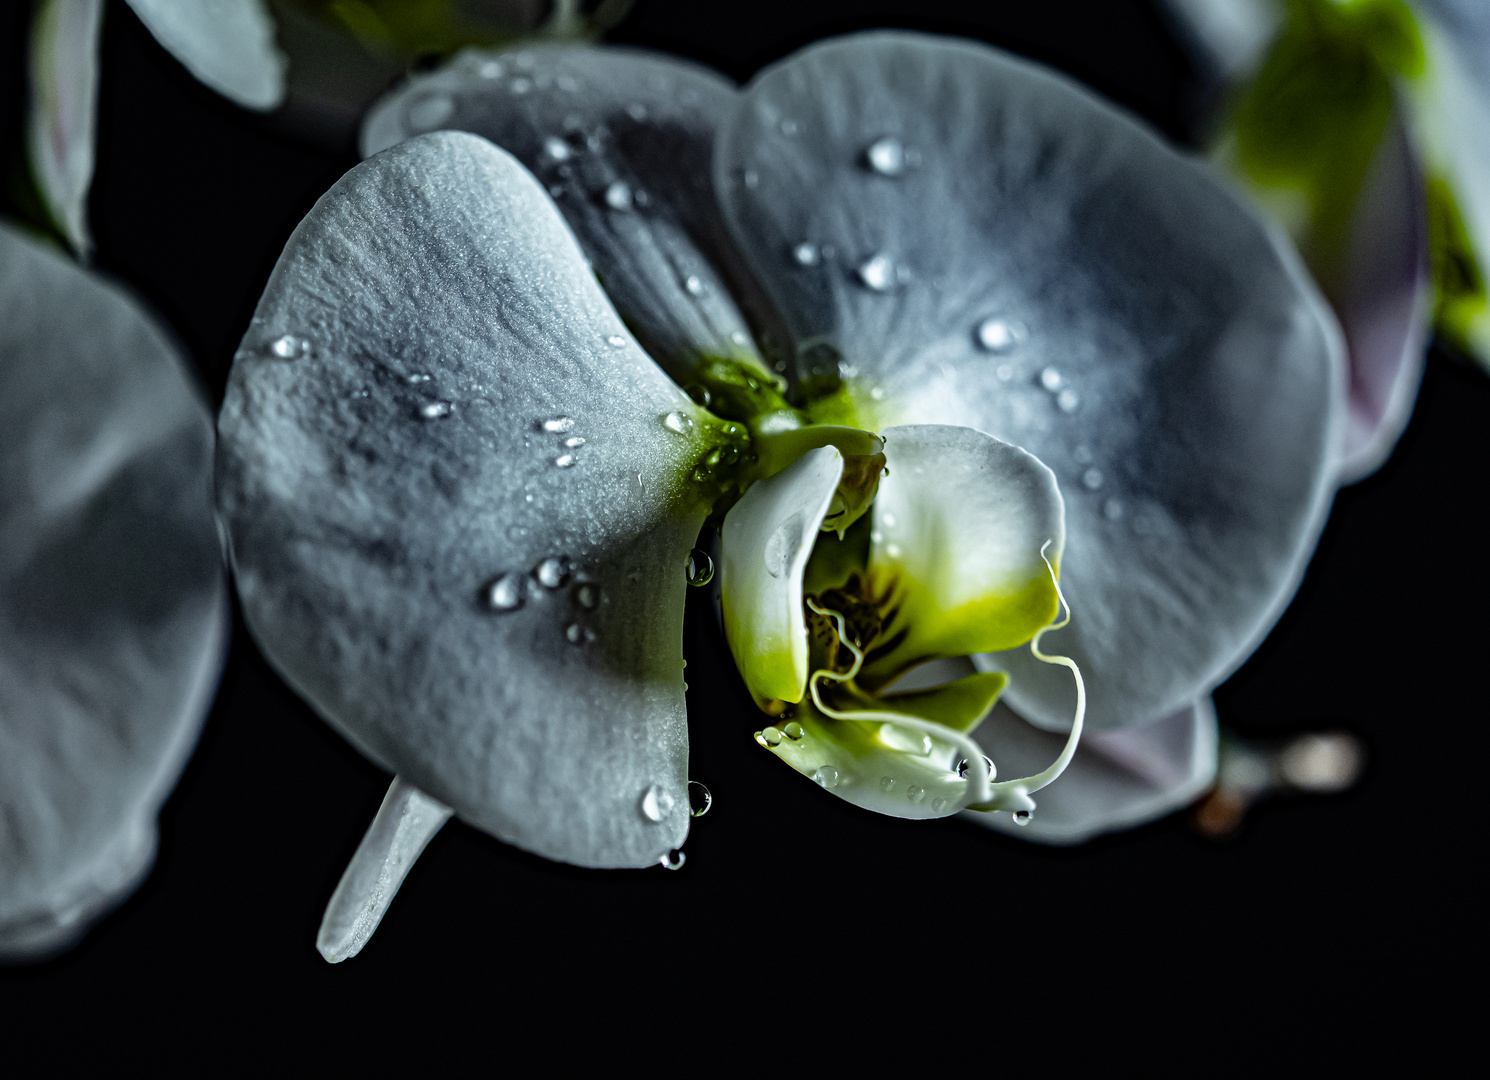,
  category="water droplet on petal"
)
[857,253,896,291]
[565,622,586,643]
[478,60,503,79]
[879,776,895,791]
[865,136,906,176]
[1057,388,1081,413]
[793,242,820,266]
[543,135,572,161]
[659,849,686,870]
[541,415,575,433]
[406,93,454,131]
[663,410,693,435]
[743,169,759,189]
[1082,467,1104,490]
[1040,367,1064,392]
[509,76,533,95]
[482,571,526,612]
[684,274,704,296]
[813,765,839,789]
[268,334,309,360]
[534,556,571,589]
[996,364,1013,381]
[1103,498,1126,521]
[575,583,599,609]
[756,726,783,748]
[869,386,887,401]
[956,755,995,779]
[782,721,804,741]
[406,372,431,384]
[1012,809,1033,826]
[975,317,1024,353]
[640,783,675,822]
[553,454,578,468]
[688,781,712,817]
[931,797,948,812]
[780,118,800,137]
[906,784,927,805]
[562,436,585,449]
[626,101,648,121]
[607,334,627,348]
[419,401,453,420]
[685,548,714,586]
[604,180,634,211]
